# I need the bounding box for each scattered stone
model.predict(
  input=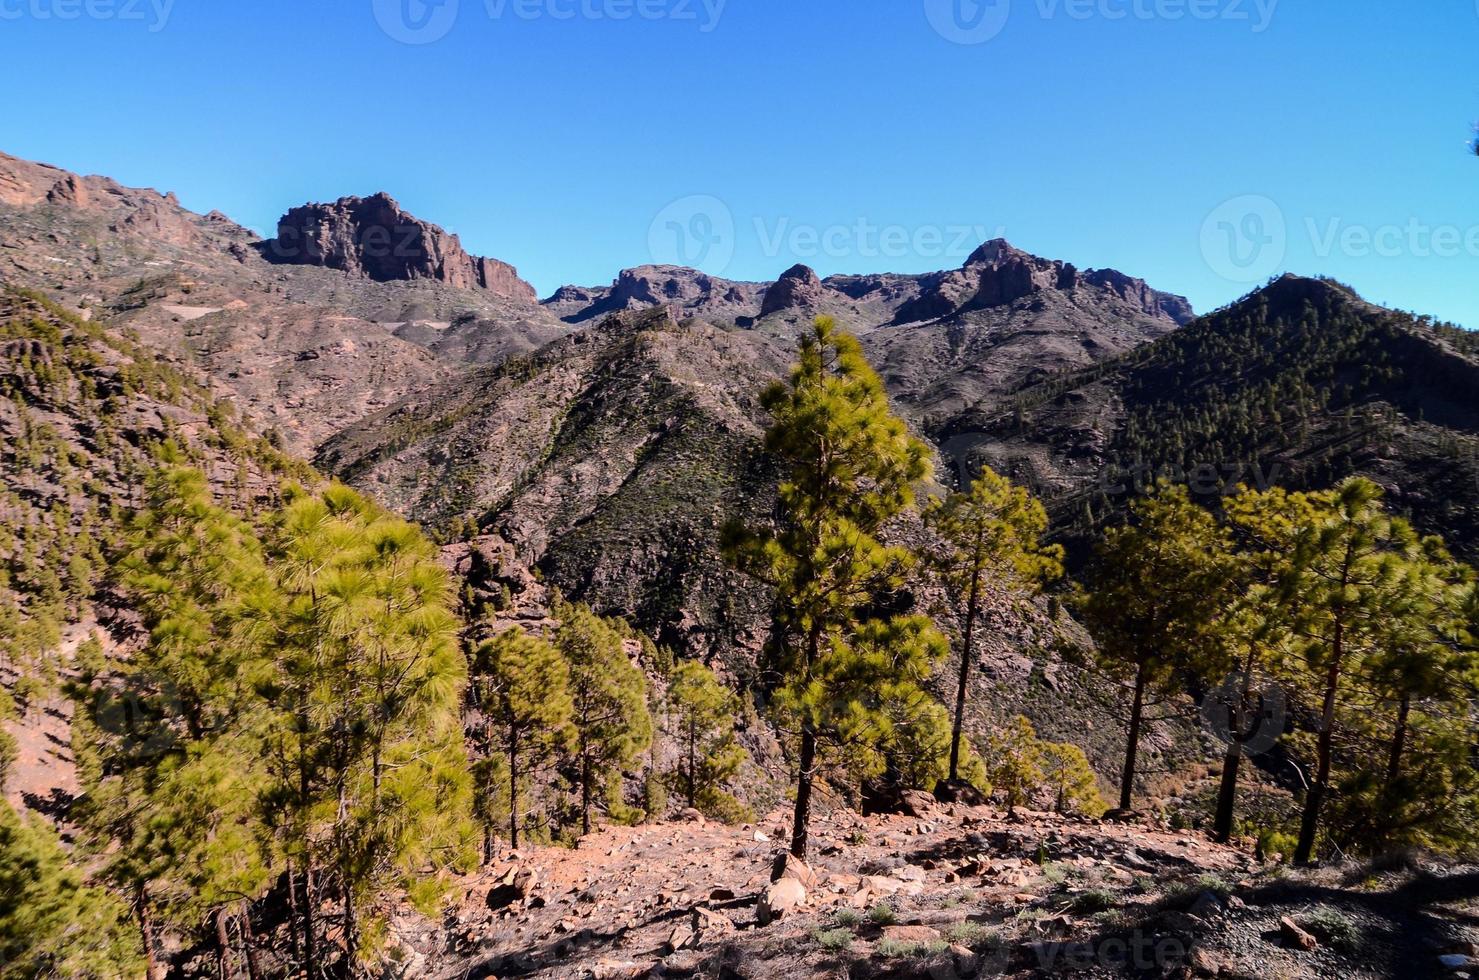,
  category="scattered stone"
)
[900,788,939,818]
[758,877,806,925]
[1187,890,1226,921]
[692,905,735,941]
[1279,916,1319,951]
[663,922,695,953]
[771,852,820,890]
[1189,946,1234,976]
